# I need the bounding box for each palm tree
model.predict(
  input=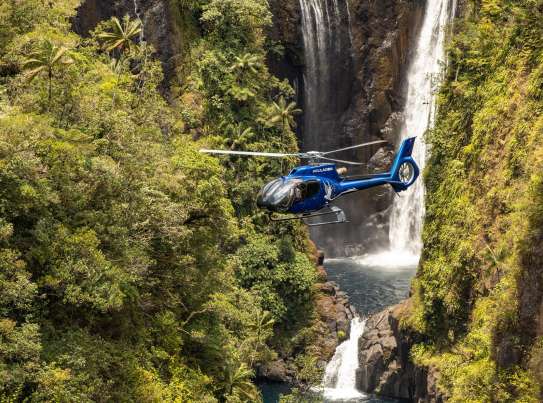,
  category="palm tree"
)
[230,53,260,74]
[223,362,259,401]
[247,310,274,366]
[226,123,255,148]
[266,96,302,134]
[98,16,142,53]
[23,40,73,106]
[250,310,274,346]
